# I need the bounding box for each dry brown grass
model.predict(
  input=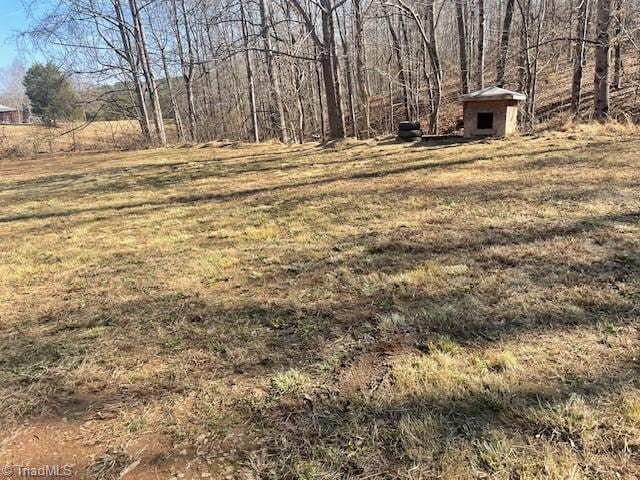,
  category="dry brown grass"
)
[0,120,174,156]
[1,127,640,479]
